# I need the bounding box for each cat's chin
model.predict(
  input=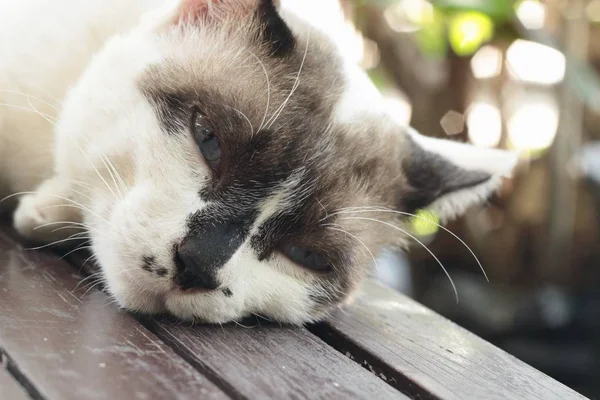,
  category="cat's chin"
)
[101,266,245,324]
[104,279,240,324]
[163,291,245,324]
